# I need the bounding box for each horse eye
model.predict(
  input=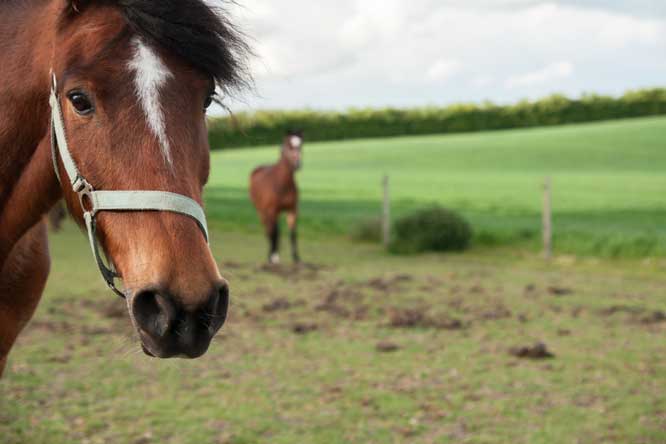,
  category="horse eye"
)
[204,94,214,110]
[67,91,94,115]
